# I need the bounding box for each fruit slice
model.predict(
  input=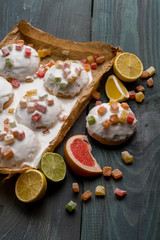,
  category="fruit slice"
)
[15,169,47,203]
[64,135,102,177]
[113,52,143,82]
[39,152,66,182]
[105,75,129,102]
